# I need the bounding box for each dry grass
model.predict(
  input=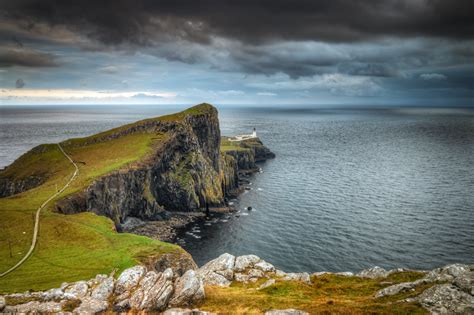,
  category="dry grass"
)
[198,272,429,314]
